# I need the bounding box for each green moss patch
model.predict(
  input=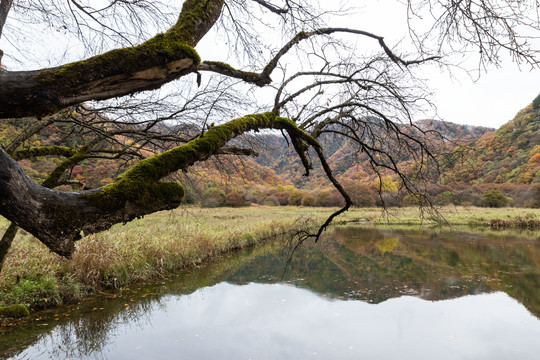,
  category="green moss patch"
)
[0,304,30,318]
[172,0,225,44]
[33,0,229,89]
[14,146,77,160]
